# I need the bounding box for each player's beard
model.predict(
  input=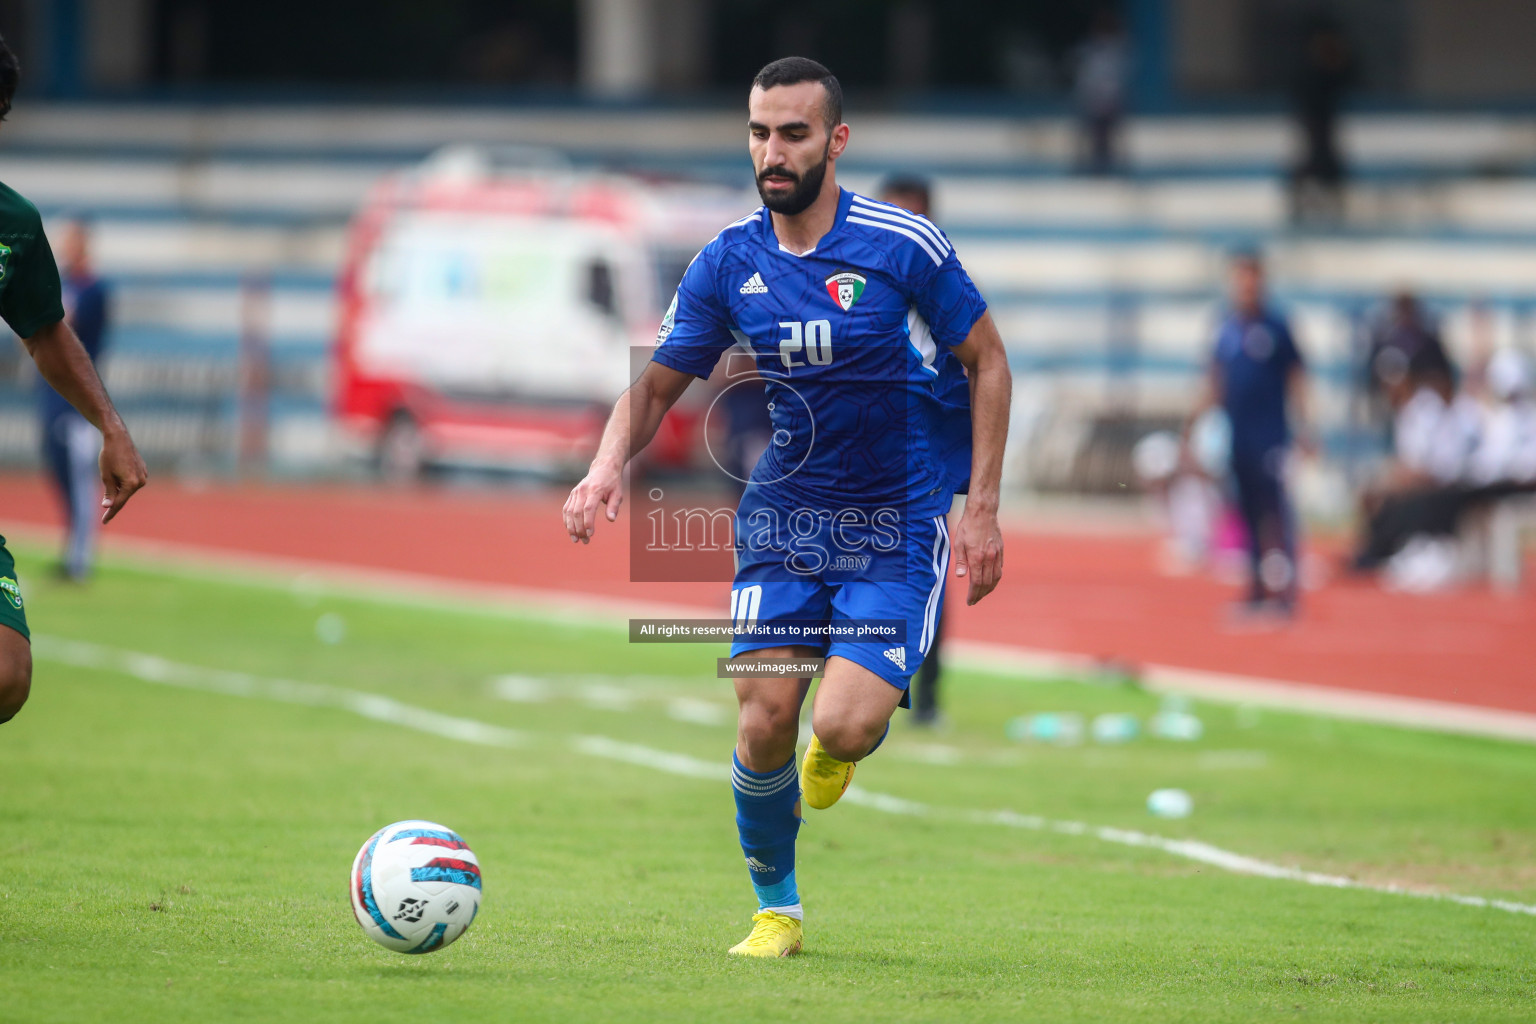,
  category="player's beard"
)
[756,142,830,216]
